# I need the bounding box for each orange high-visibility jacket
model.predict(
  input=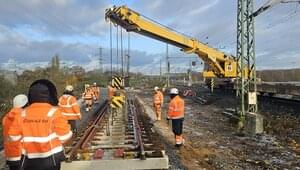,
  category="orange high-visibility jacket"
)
[168,95,185,119]
[108,86,116,101]
[83,91,94,100]
[153,91,164,105]
[58,95,81,120]
[8,103,72,159]
[2,107,23,162]
[91,86,100,95]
